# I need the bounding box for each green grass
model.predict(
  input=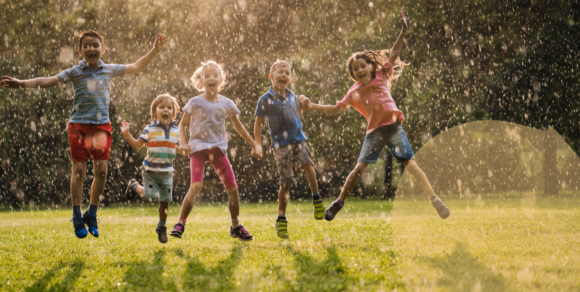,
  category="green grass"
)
[392,192,580,291]
[0,199,403,292]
